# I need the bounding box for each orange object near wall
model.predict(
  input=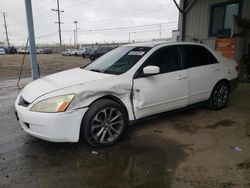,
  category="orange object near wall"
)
[215,38,236,59]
